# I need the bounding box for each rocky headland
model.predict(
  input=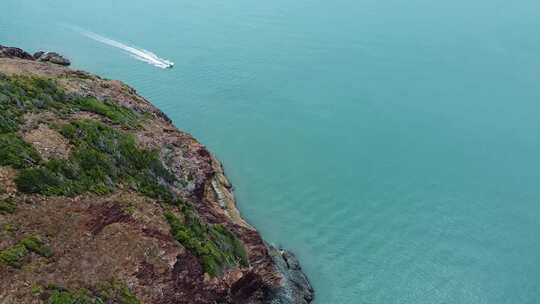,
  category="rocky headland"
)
[0,45,313,304]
